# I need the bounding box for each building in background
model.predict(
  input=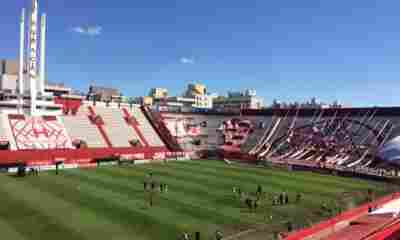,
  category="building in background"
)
[45,82,71,97]
[87,85,121,102]
[184,83,214,109]
[135,96,154,106]
[0,60,19,94]
[185,83,207,97]
[213,89,264,111]
[149,88,168,99]
[146,83,215,111]
[270,97,343,109]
